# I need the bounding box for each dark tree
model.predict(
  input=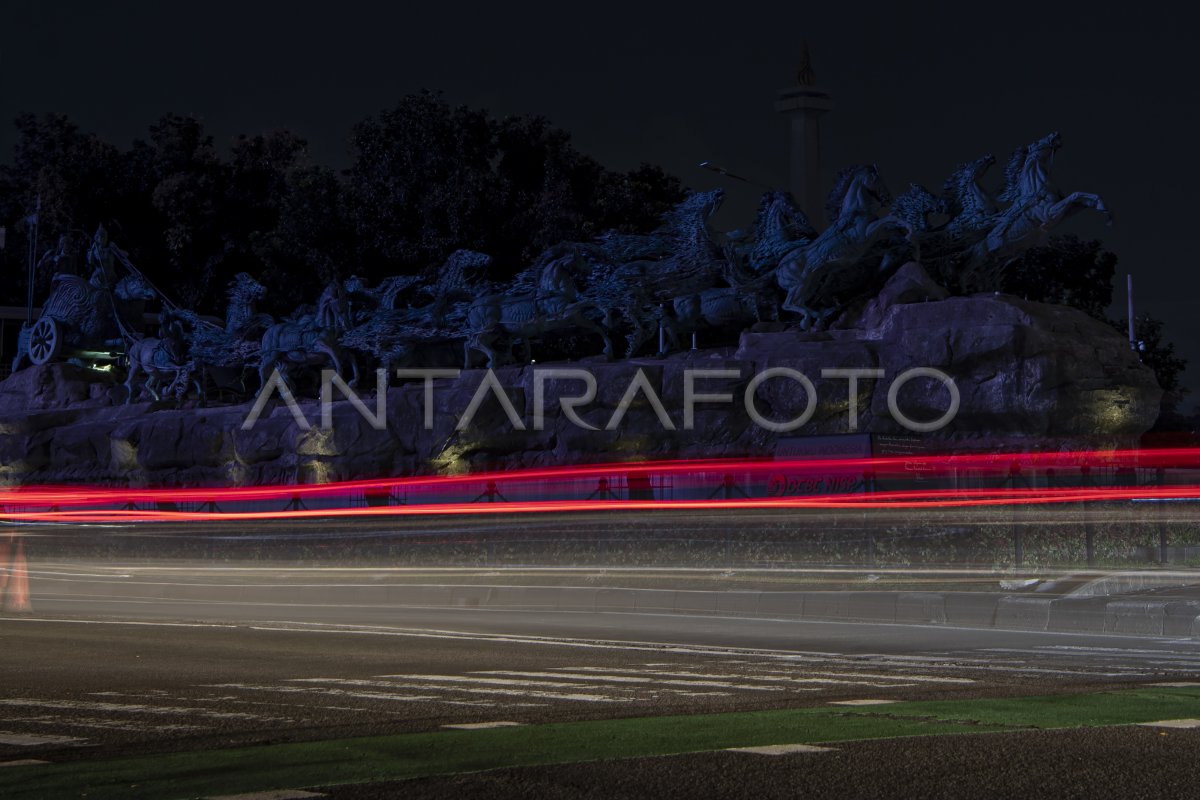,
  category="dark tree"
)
[1113,313,1189,424]
[347,91,497,276]
[126,114,226,307]
[0,113,123,301]
[346,91,685,281]
[1001,235,1117,321]
[256,165,351,314]
[2,96,686,316]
